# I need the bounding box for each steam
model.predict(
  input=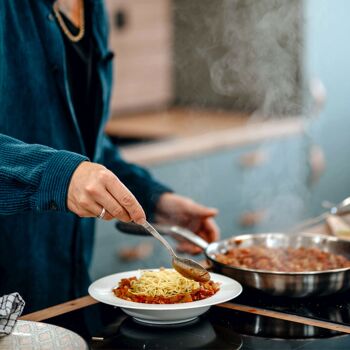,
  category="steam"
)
[198,0,304,116]
[172,0,311,235]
